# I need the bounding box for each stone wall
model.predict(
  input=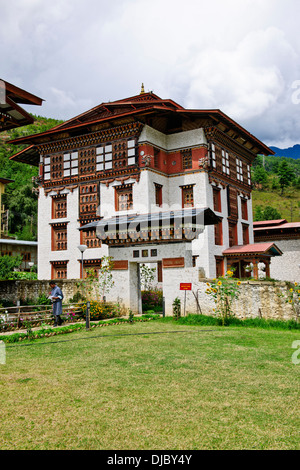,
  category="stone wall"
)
[162,267,297,321]
[0,274,297,322]
[0,280,82,305]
